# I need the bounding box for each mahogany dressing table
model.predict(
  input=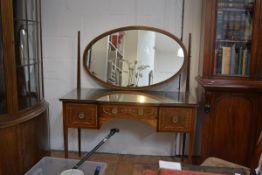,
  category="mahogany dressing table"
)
[60,26,198,162]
